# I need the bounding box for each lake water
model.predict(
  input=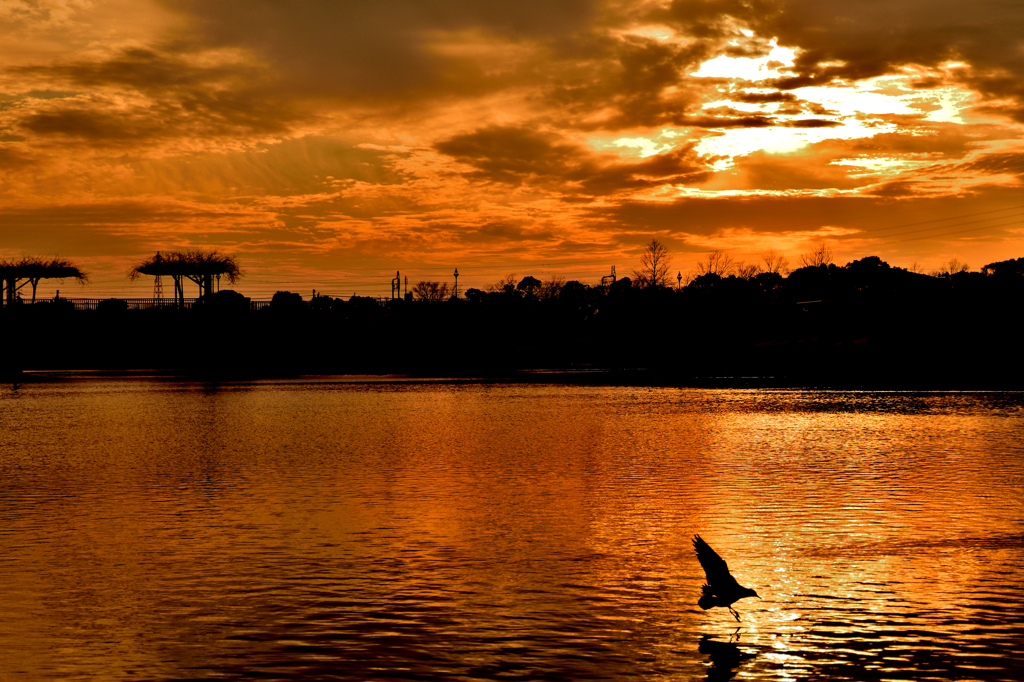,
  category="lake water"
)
[2,378,1023,681]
